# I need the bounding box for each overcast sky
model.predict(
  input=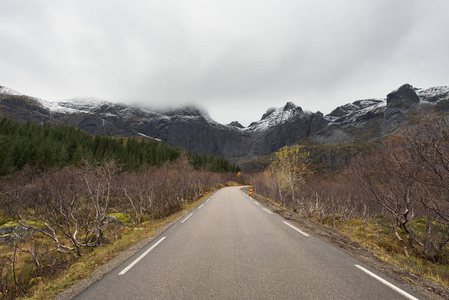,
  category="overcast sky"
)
[1,0,448,126]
